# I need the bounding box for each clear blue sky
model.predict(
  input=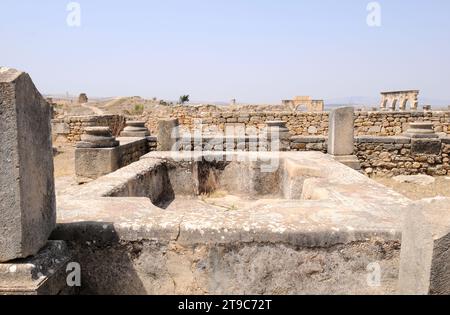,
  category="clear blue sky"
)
[1,0,449,104]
